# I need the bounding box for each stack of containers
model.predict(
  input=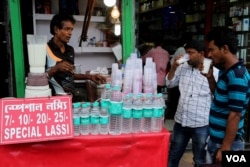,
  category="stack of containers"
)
[123,52,144,95]
[122,58,134,95]
[152,62,158,95]
[132,58,143,95]
[111,63,122,88]
[25,34,51,97]
[143,58,154,94]
[109,61,123,135]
